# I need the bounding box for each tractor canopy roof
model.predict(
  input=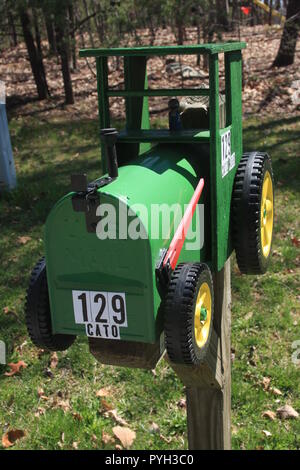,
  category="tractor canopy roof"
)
[79,42,246,58]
